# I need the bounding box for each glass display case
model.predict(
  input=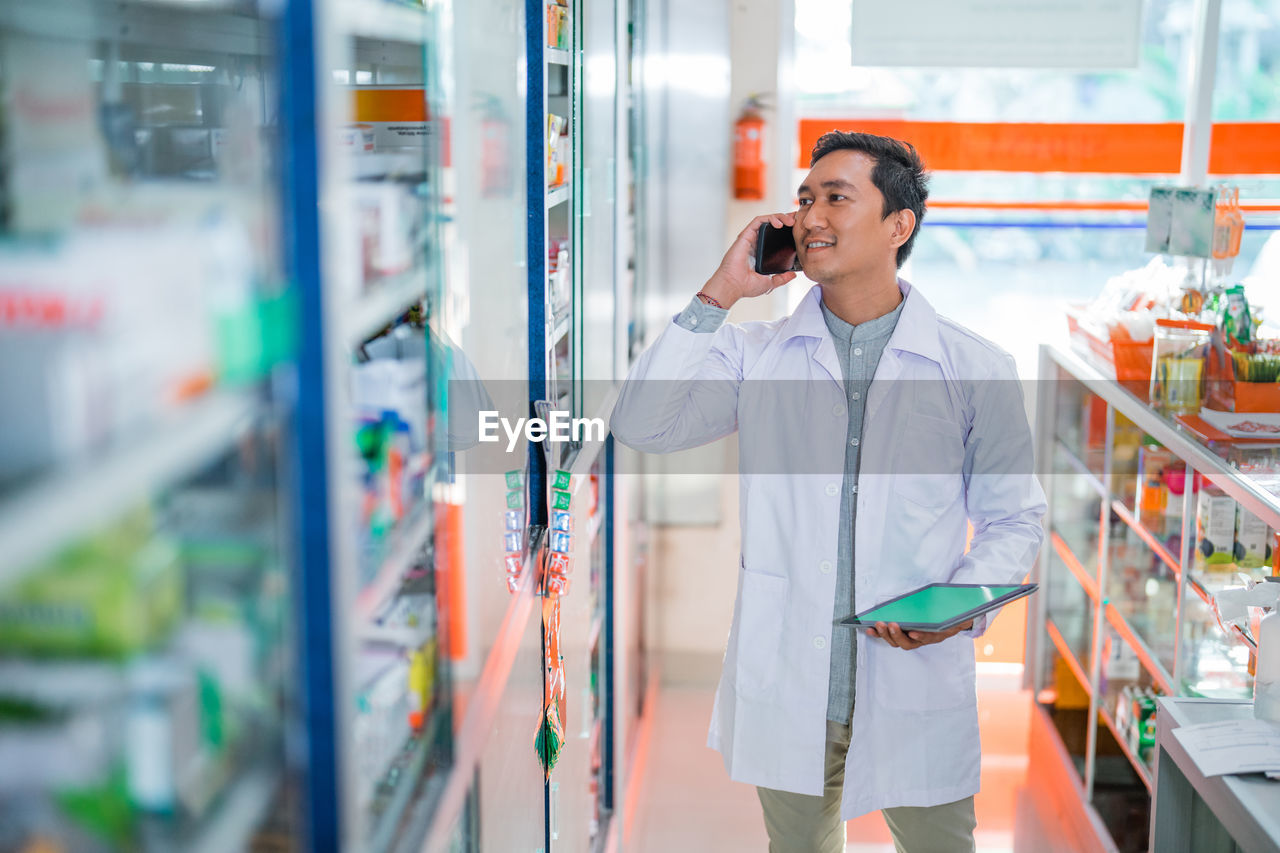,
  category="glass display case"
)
[299,0,456,849]
[0,1,298,850]
[1033,343,1270,853]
